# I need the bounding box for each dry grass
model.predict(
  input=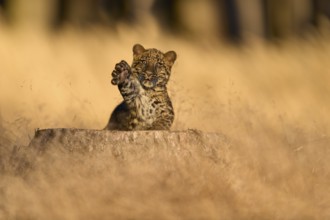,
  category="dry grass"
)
[1,23,330,219]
